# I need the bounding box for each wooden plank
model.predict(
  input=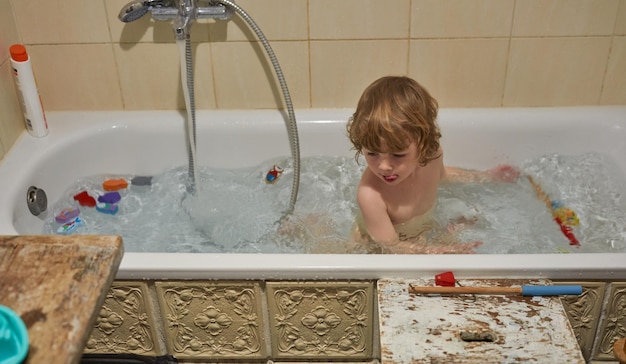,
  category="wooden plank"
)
[0,235,123,364]
[379,278,585,363]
